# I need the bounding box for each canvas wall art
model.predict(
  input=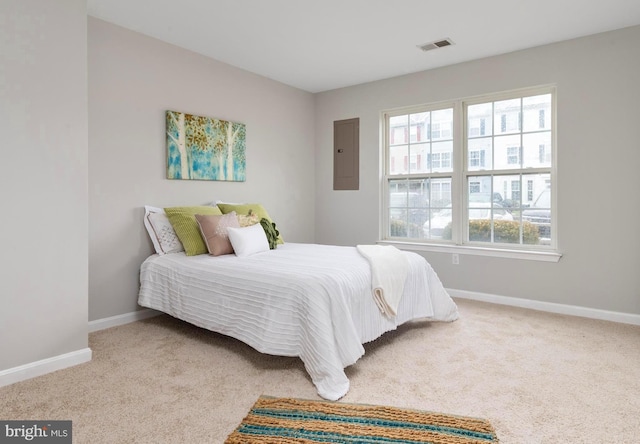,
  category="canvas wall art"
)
[166,110,246,181]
